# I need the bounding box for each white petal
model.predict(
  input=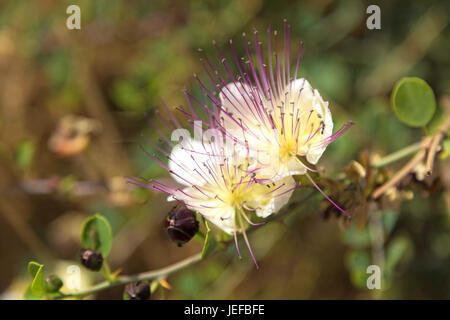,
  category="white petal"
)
[288,79,333,165]
[285,157,307,176]
[170,186,237,235]
[168,138,215,187]
[219,82,264,135]
[255,156,306,181]
[219,82,254,114]
[271,176,296,212]
[202,205,236,235]
[305,93,333,165]
[251,176,296,218]
[287,78,315,106]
